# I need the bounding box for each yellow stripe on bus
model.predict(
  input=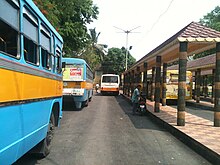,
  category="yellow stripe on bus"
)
[0,68,62,103]
[63,81,93,89]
